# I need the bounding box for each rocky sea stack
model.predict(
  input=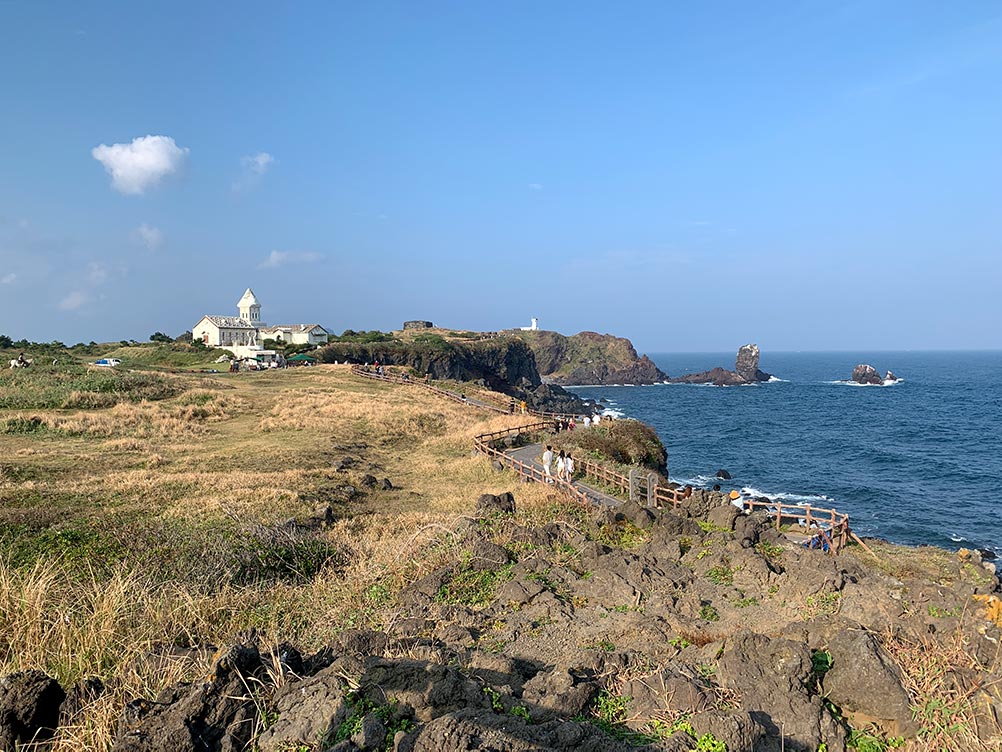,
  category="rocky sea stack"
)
[671,344,773,386]
[851,364,898,385]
